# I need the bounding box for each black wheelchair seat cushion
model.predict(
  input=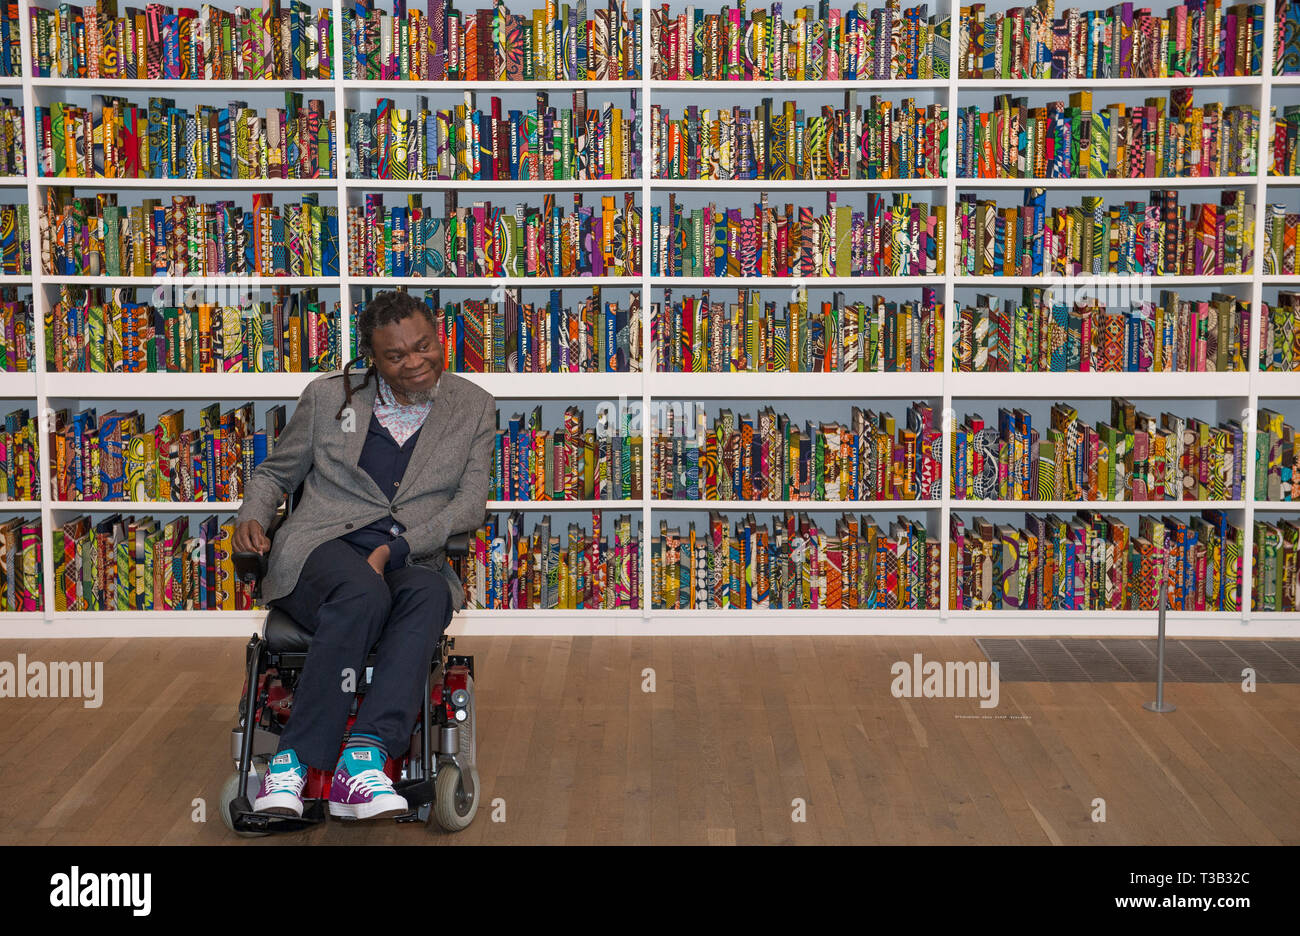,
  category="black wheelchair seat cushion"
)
[264,606,316,653]
[262,602,454,655]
